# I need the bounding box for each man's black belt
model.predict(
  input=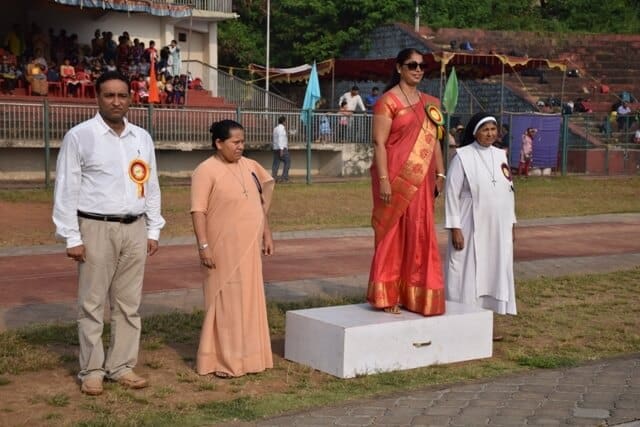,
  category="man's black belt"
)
[77,210,143,224]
